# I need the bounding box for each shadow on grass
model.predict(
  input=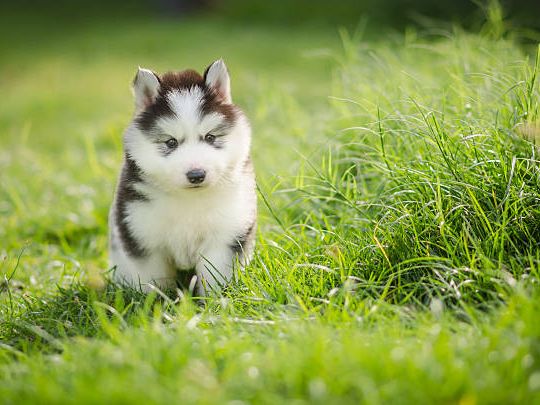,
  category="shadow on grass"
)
[0,281,195,355]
